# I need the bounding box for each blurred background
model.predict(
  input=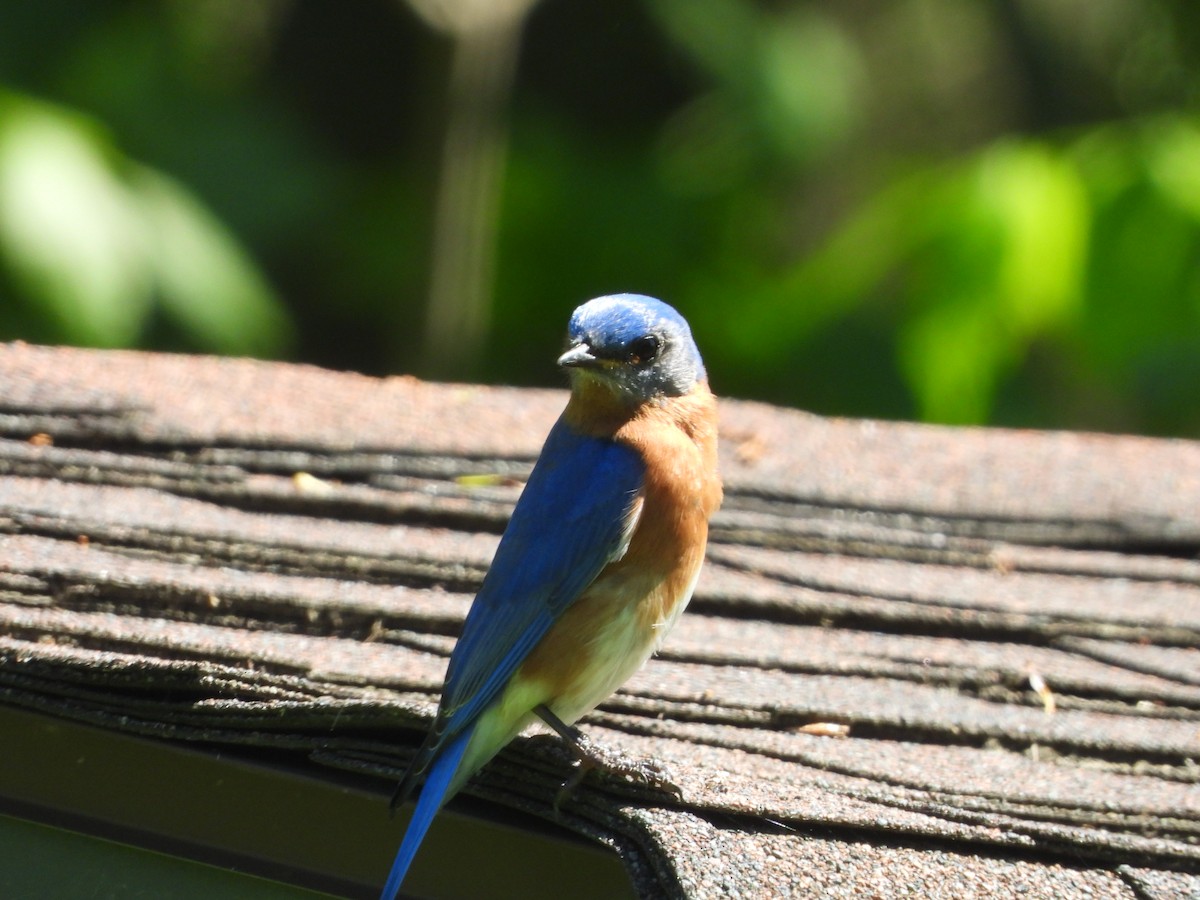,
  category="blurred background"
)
[0,0,1198,436]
